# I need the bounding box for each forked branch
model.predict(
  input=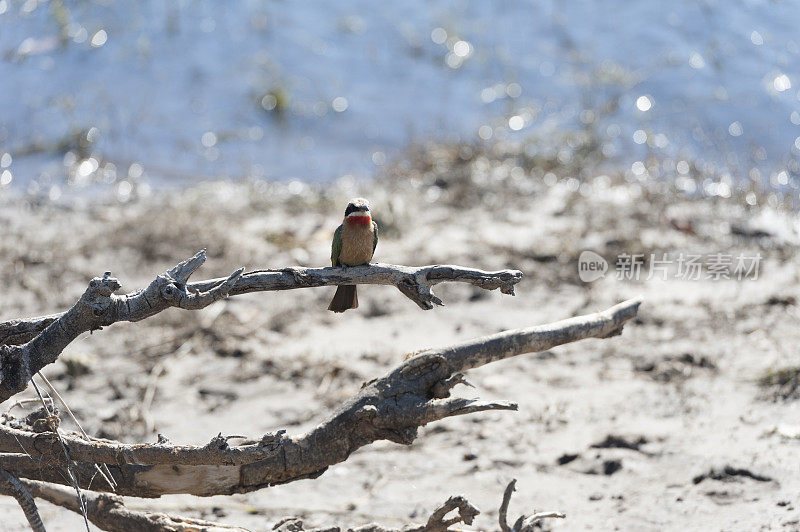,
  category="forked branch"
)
[6,477,561,532]
[0,470,45,532]
[0,251,522,349]
[0,298,641,497]
[499,479,565,532]
[3,478,250,532]
[0,251,522,402]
